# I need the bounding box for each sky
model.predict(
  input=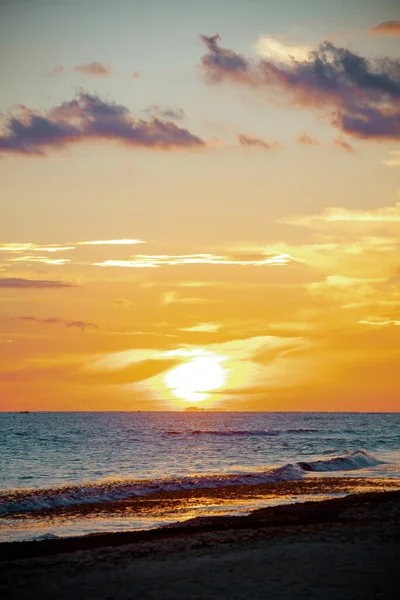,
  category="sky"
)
[0,0,399,411]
